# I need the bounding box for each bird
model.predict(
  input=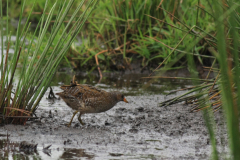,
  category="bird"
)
[56,75,128,127]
